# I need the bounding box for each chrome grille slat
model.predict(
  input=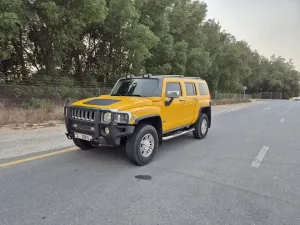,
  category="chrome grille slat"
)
[71,108,95,121]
